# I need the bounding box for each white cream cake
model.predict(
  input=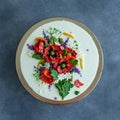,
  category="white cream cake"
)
[20,20,99,101]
